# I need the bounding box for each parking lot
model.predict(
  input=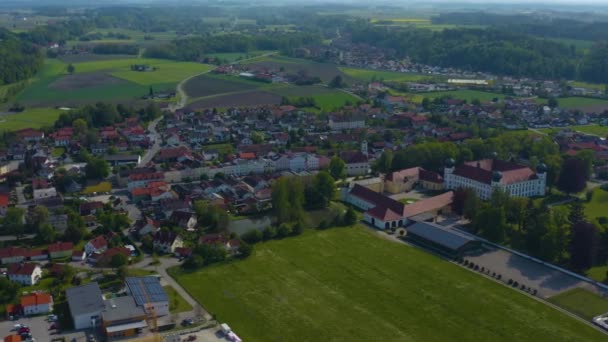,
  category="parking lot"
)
[0,315,50,341]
